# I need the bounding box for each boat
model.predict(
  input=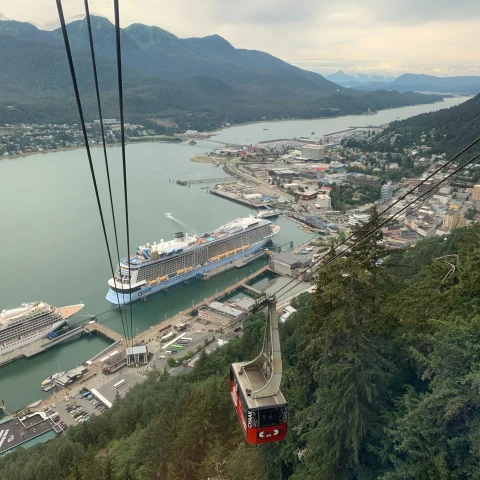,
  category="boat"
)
[189,140,197,145]
[0,302,84,356]
[106,218,280,305]
[41,371,65,388]
[256,208,280,219]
